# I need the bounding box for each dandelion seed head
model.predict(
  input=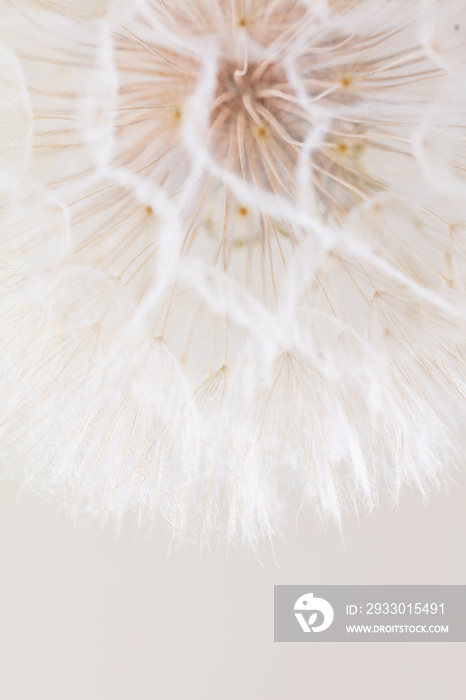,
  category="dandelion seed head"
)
[0,0,466,546]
